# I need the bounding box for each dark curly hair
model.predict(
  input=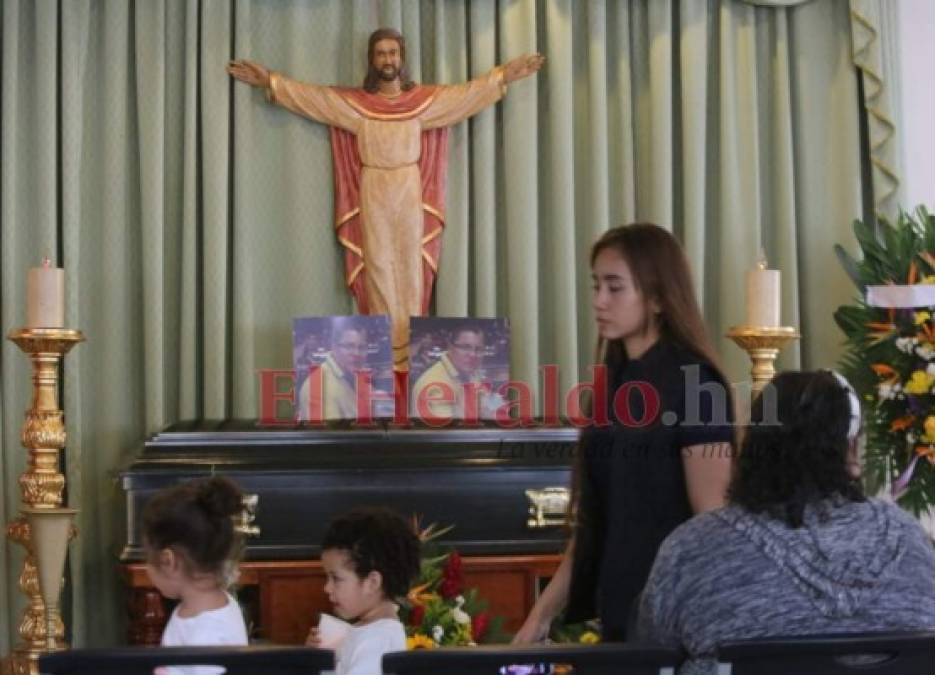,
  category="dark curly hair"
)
[728,371,865,527]
[142,476,244,578]
[322,507,420,600]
